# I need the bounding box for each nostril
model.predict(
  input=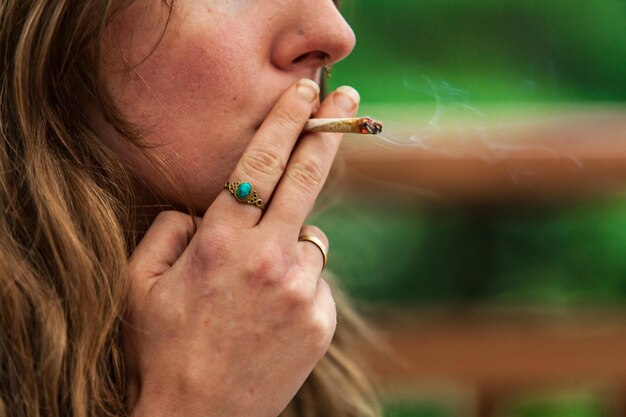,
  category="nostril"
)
[293,50,328,64]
